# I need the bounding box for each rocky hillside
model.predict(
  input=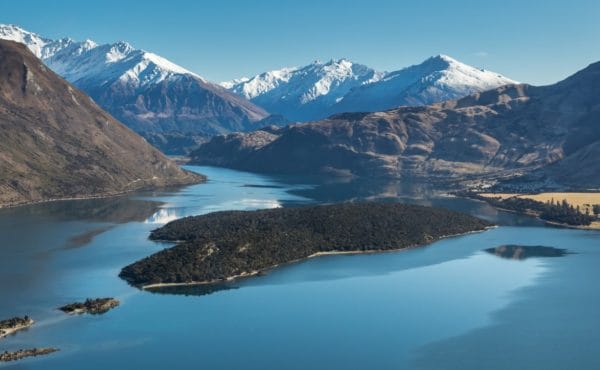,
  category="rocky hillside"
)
[0,40,202,208]
[192,61,600,189]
